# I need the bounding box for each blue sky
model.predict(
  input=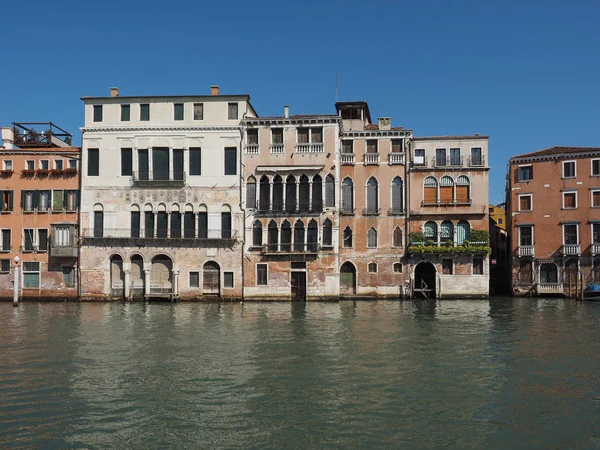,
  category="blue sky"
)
[2,0,599,203]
